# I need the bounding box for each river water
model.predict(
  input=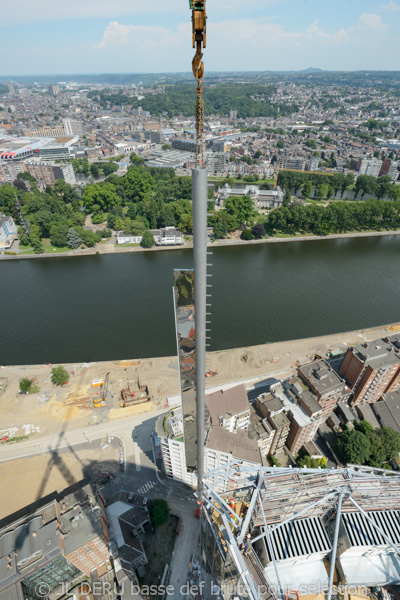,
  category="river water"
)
[1,236,399,365]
